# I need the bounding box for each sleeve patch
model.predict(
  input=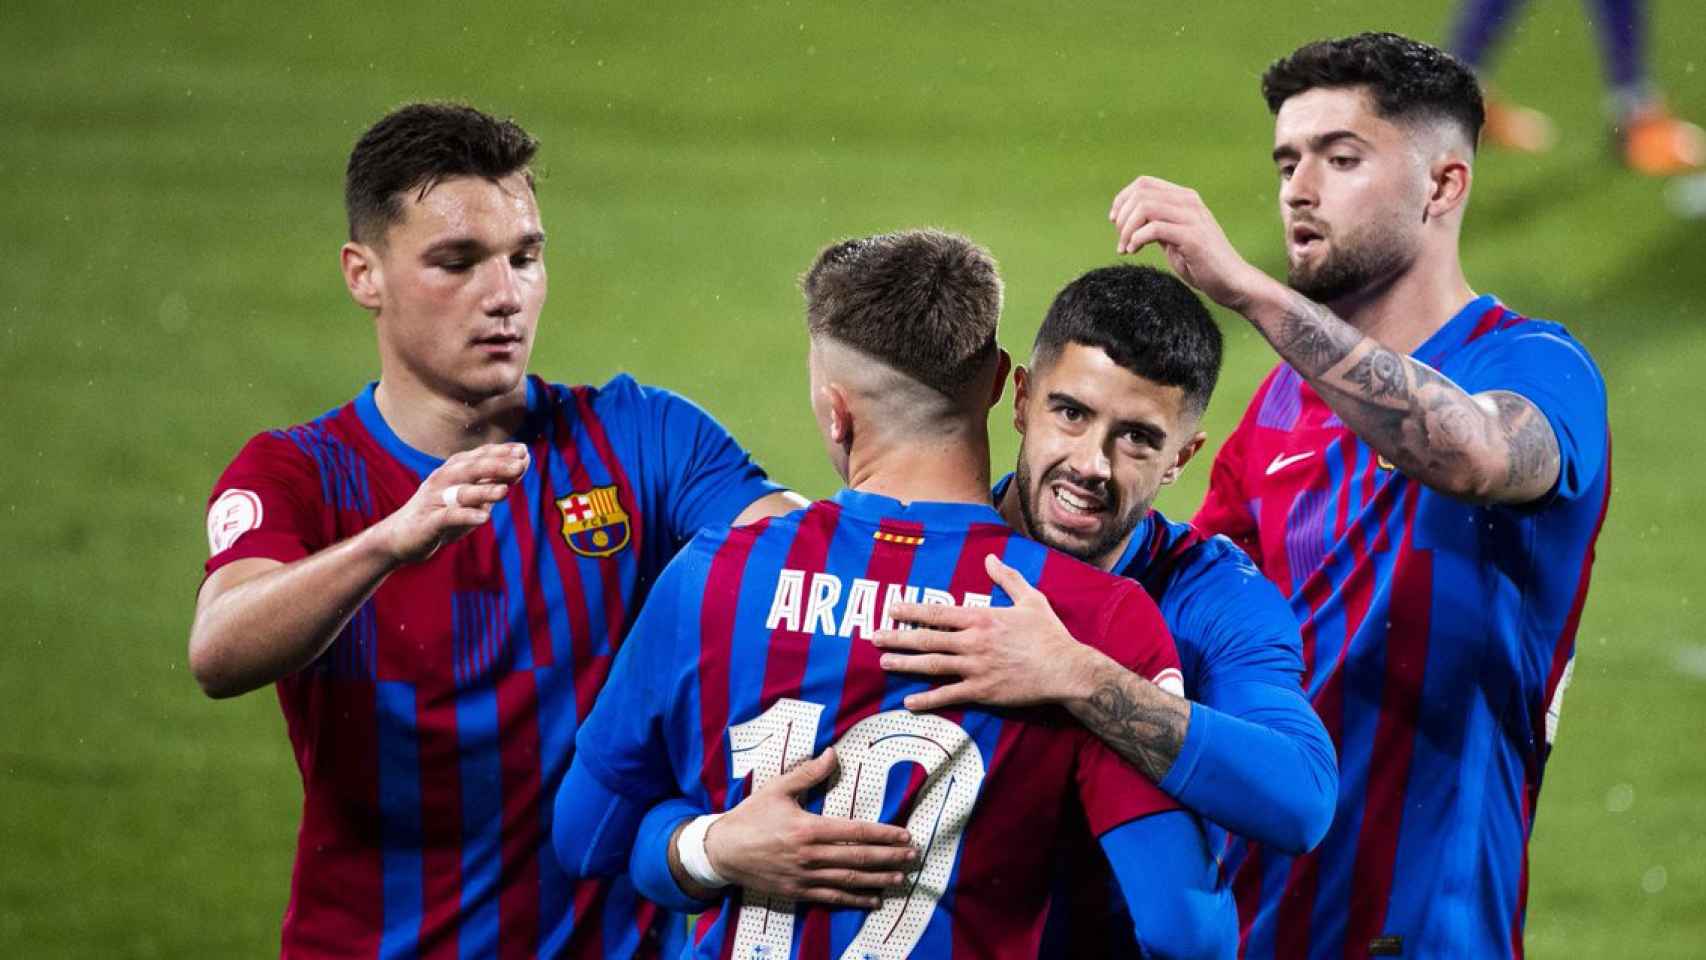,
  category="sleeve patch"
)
[207,488,264,555]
